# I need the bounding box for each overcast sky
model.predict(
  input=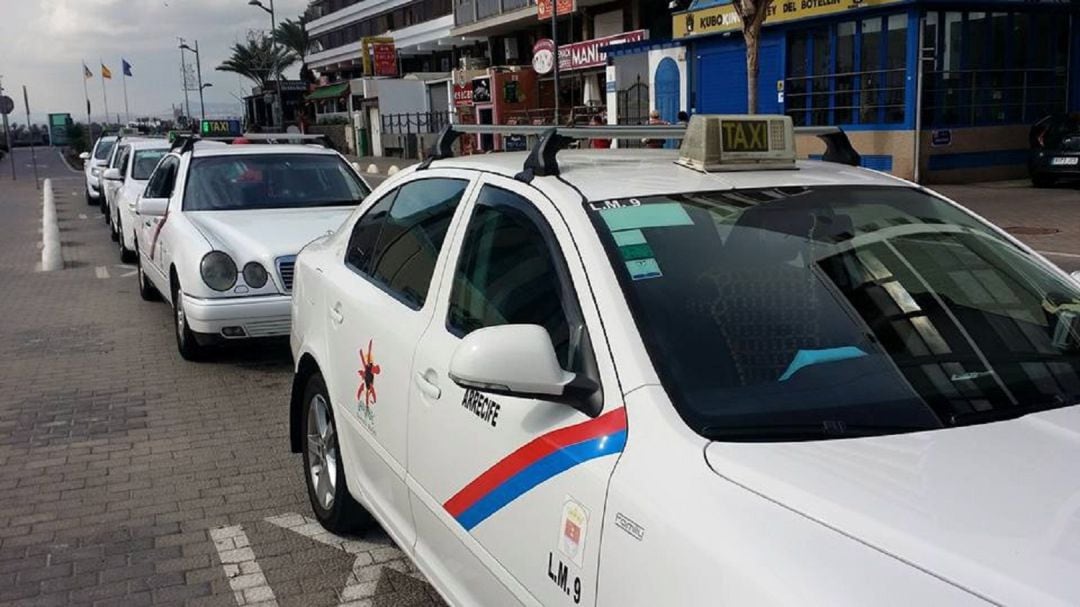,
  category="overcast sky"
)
[0,0,309,124]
